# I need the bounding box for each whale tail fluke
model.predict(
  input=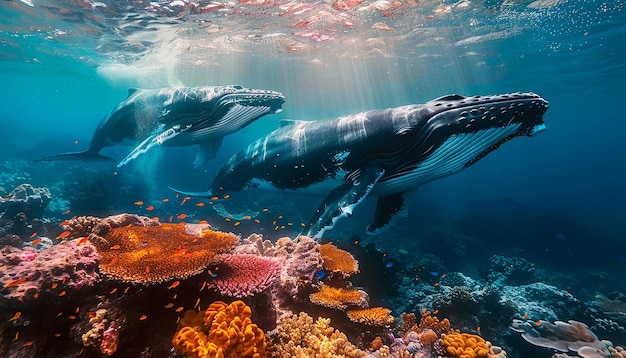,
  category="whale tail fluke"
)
[35,151,116,162]
[168,186,213,198]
